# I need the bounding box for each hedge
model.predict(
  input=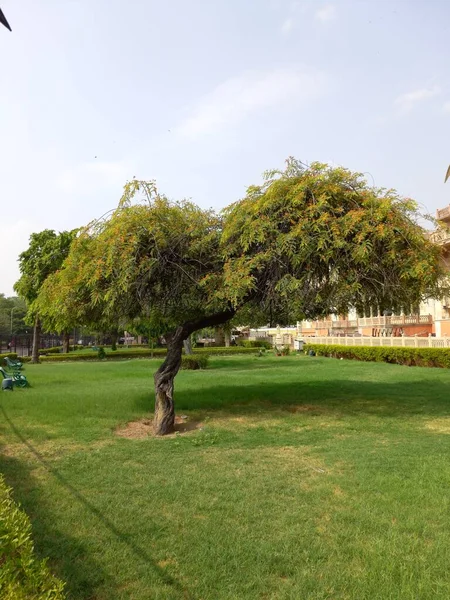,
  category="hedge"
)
[32,346,258,362]
[305,343,450,368]
[0,353,21,362]
[0,475,66,600]
[236,339,272,349]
